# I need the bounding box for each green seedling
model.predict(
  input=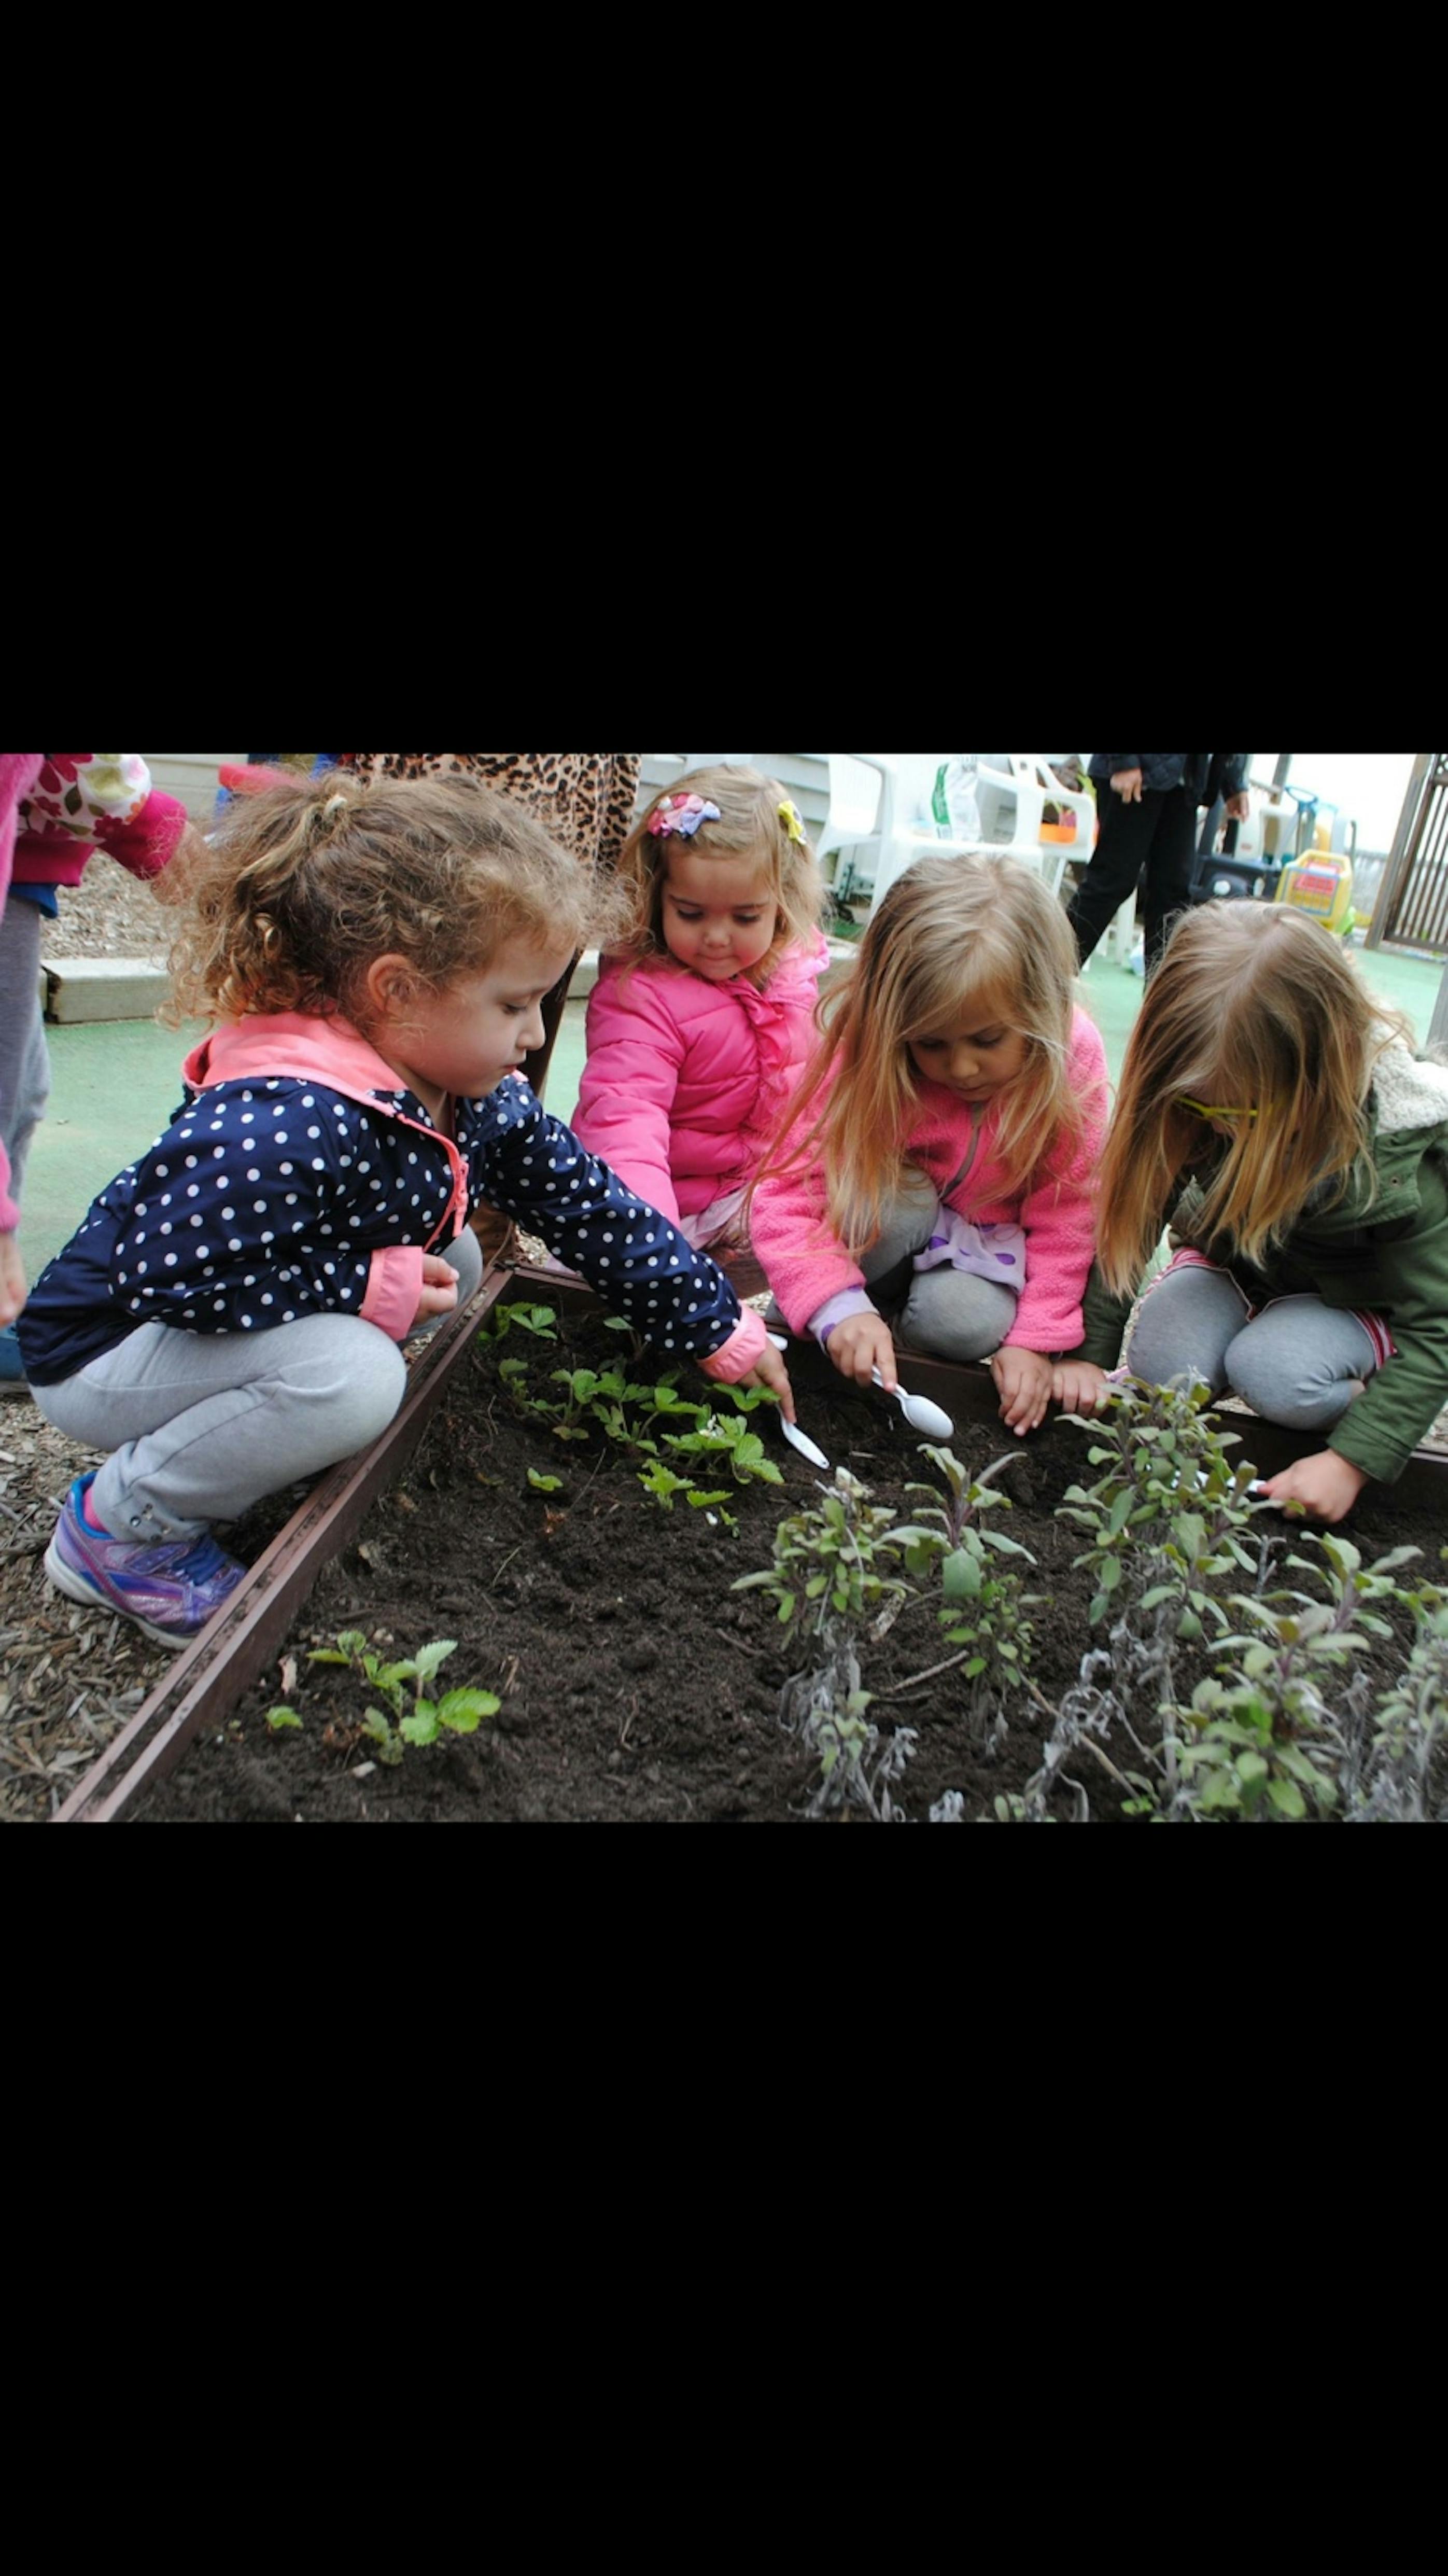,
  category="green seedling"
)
[307,1631,500,1766]
[479,1302,559,1344]
[664,1412,784,1489]
[1057,1376,1263,1636]
[736,1469,909,1636]
[881,1444,1039,1706]
[528,1471,565,1495]
[266,1707,303,1734]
